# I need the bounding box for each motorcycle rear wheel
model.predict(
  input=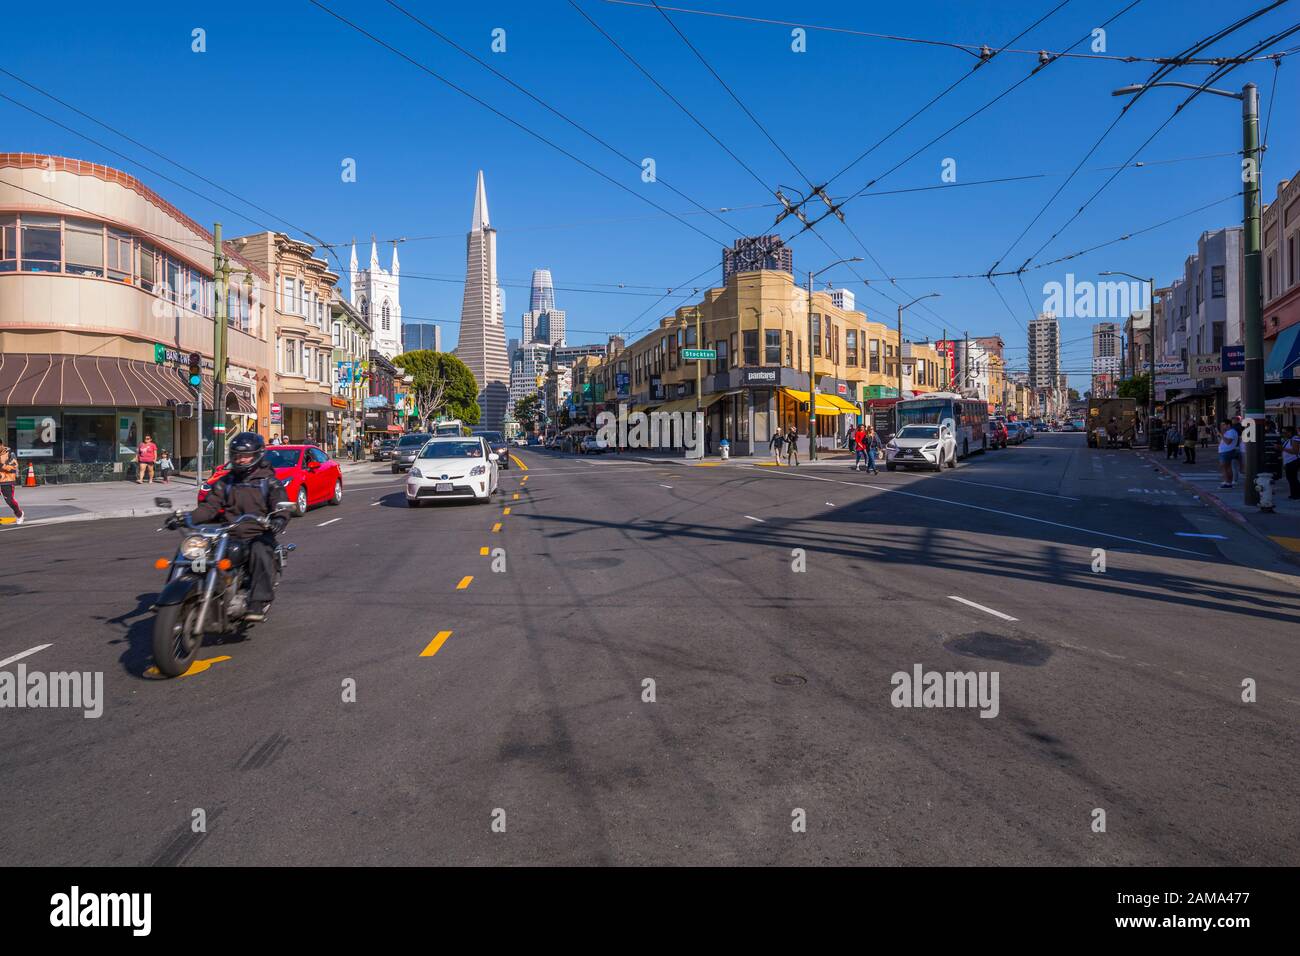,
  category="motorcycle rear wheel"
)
[152,594,204,677]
